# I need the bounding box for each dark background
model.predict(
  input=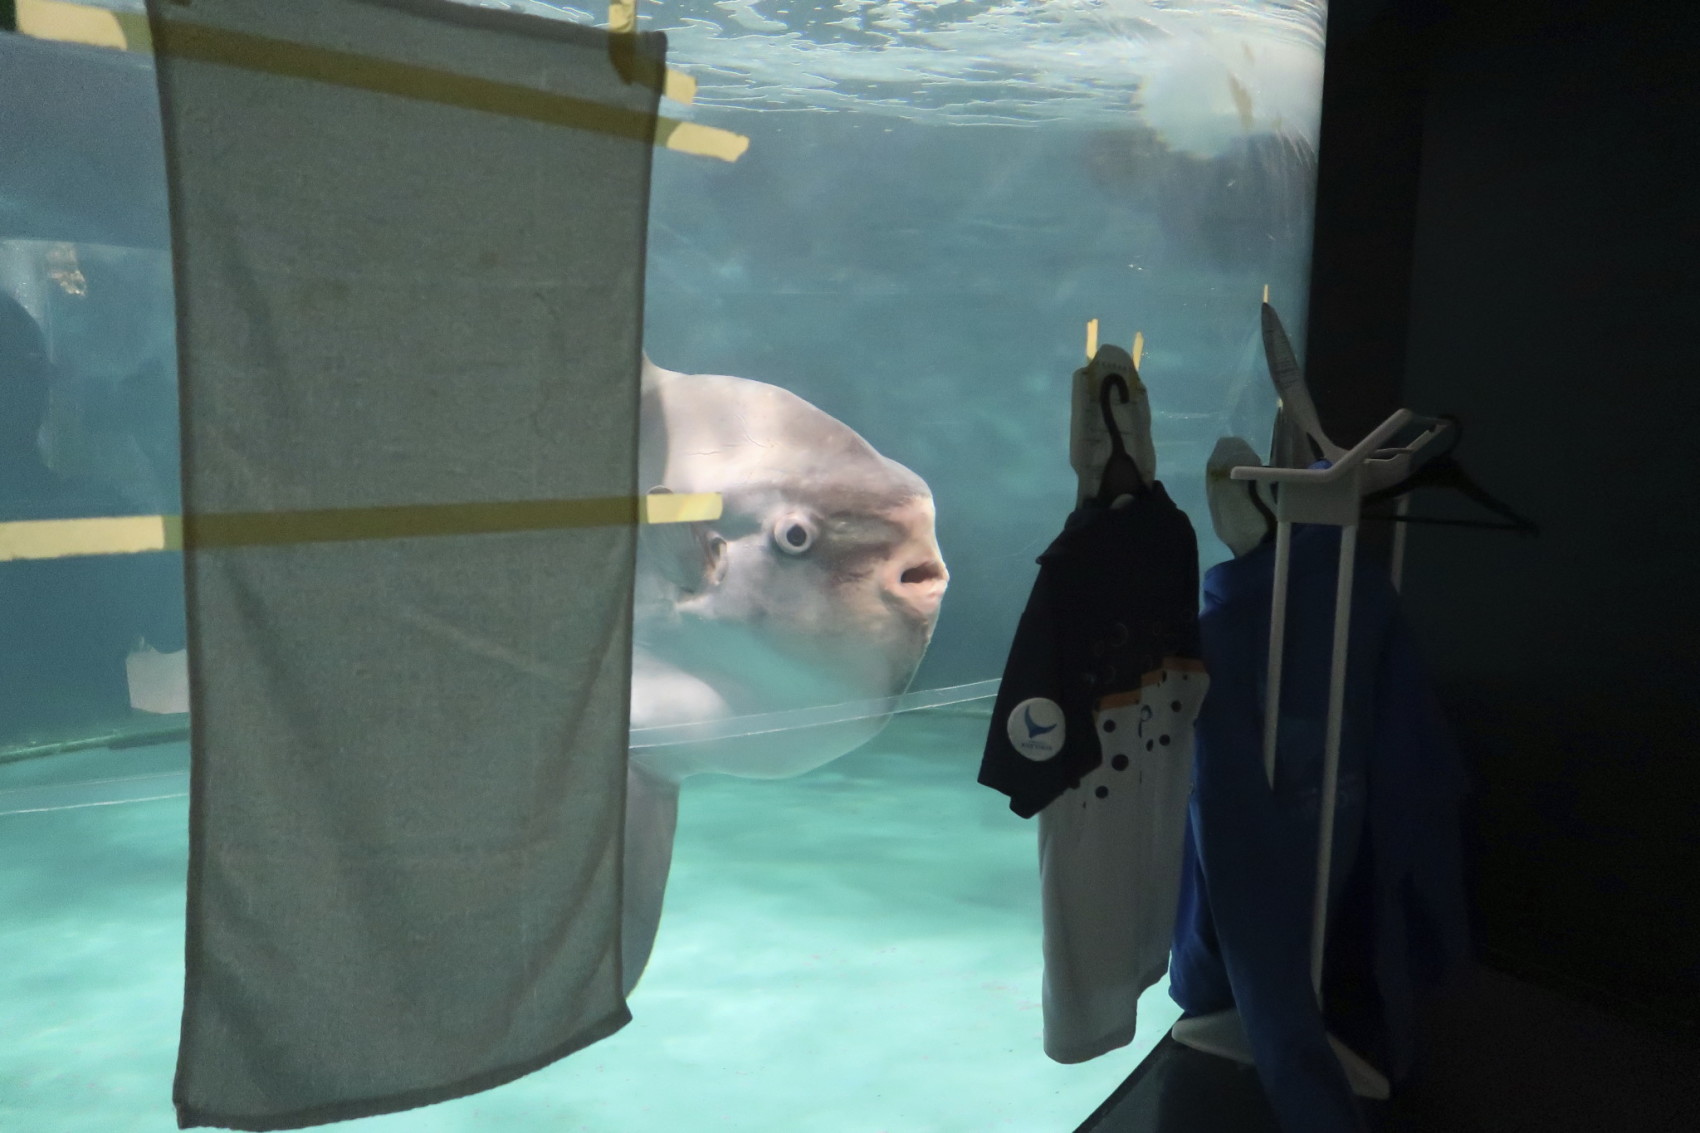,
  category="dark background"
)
[1305,0,1699,1038]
